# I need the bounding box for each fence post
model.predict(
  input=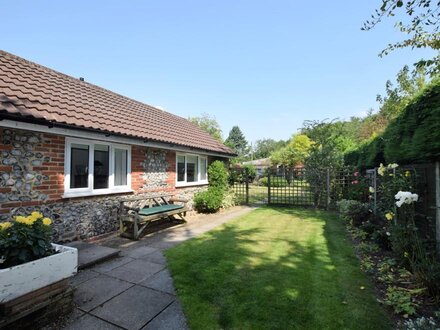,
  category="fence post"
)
[435,161,440,254]
[268,171,271,204]
[245,170,249,205]
[373,169,377,216]
[326,168,331,209]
